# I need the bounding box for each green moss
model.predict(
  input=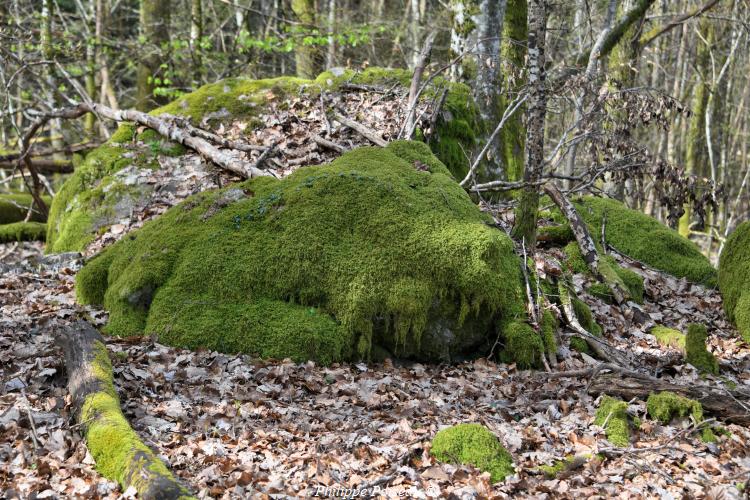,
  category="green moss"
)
[650,325,686,350]
[540,309,558,356]
[646,391,716,443]
[719,221,750,342]
[685,323,719,374]
[501,321,545,369]
[537,224,574,245]
[0,221,46,243]
[567,197,717,286]
[430,423,514,482]
[0,194,51,224]
[588,282,615,303]
[538,455,588,478]
[76,141,524,364]
[572,297,601,335]
[47,68,484,252]
[564,242,644,304]
[594,396,630,447]
[569,336,591,354]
